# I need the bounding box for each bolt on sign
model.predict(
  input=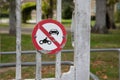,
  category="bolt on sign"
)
[32,19,67,54]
